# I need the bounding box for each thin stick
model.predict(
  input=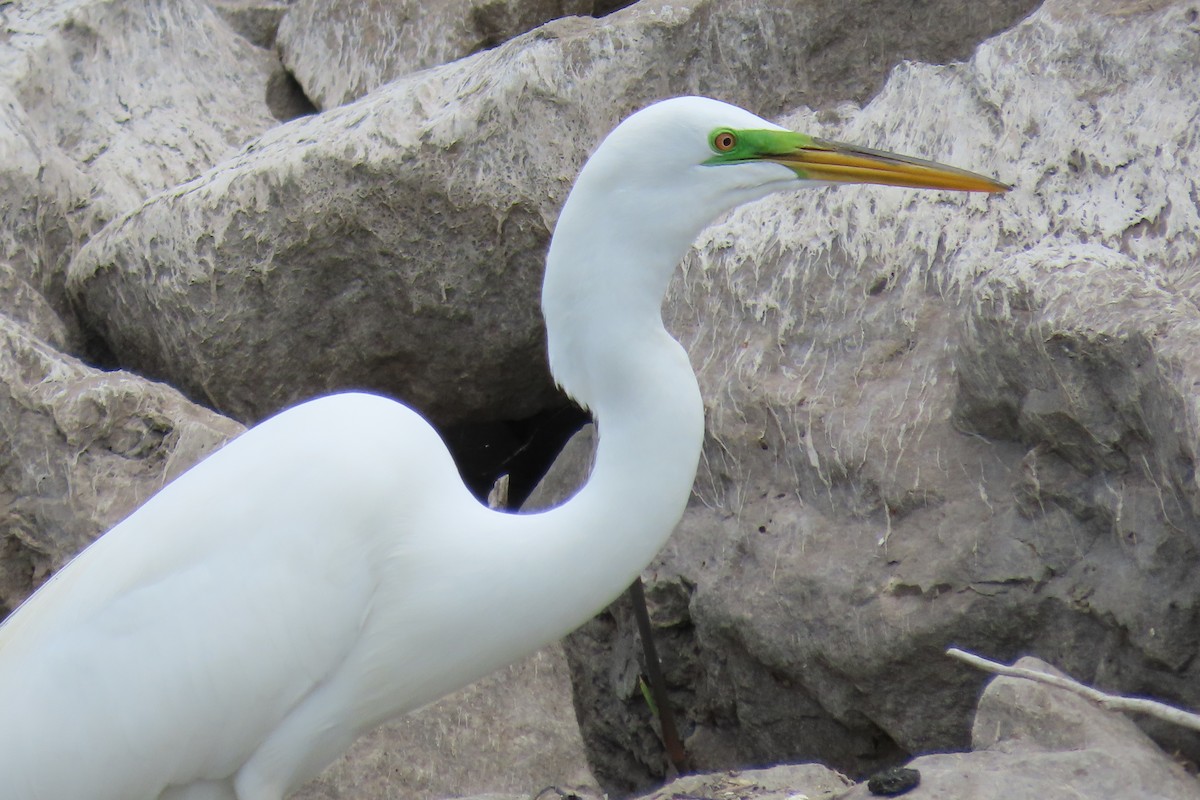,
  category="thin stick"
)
[630,578,688,773]
[946,647,1200,733]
